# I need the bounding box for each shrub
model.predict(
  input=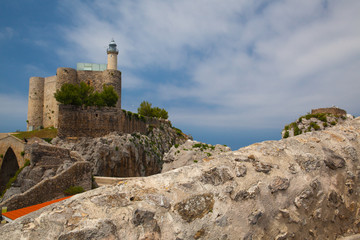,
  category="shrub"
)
[310,122,320,130]
[283,131,289,138]
[323,122,328,127]
[173,127,183,136]
[330,121,336,126]
[115,146,119,151]
[291,123,301,136]
[137,101,168,119]
[174,144,179,148]
[64,186,85,196]
[20,151,25,156]
[0,154,3,158]
[43,138,52,143]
